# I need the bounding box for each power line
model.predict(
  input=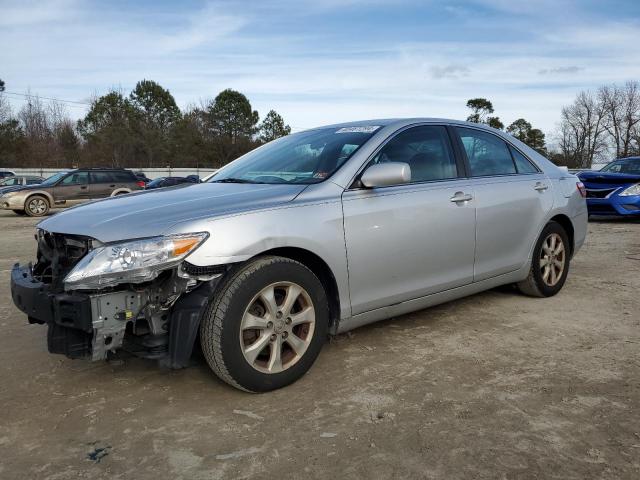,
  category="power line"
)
[2,91,91,107]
